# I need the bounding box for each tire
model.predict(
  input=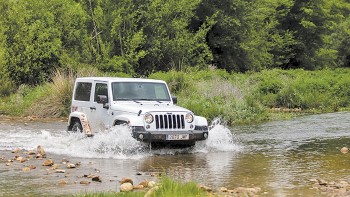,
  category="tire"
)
[71,121,83,133]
